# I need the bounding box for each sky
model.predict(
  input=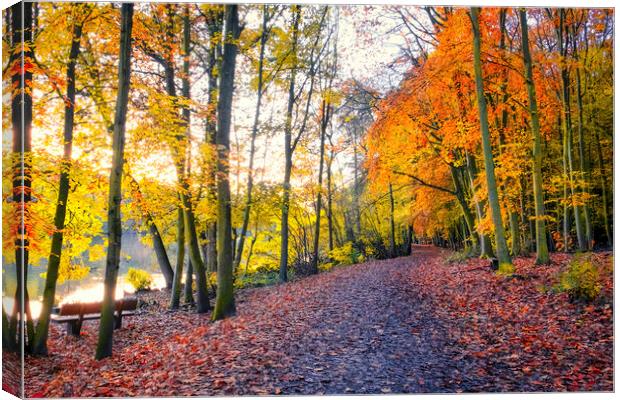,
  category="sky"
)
[3,4,416,195]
